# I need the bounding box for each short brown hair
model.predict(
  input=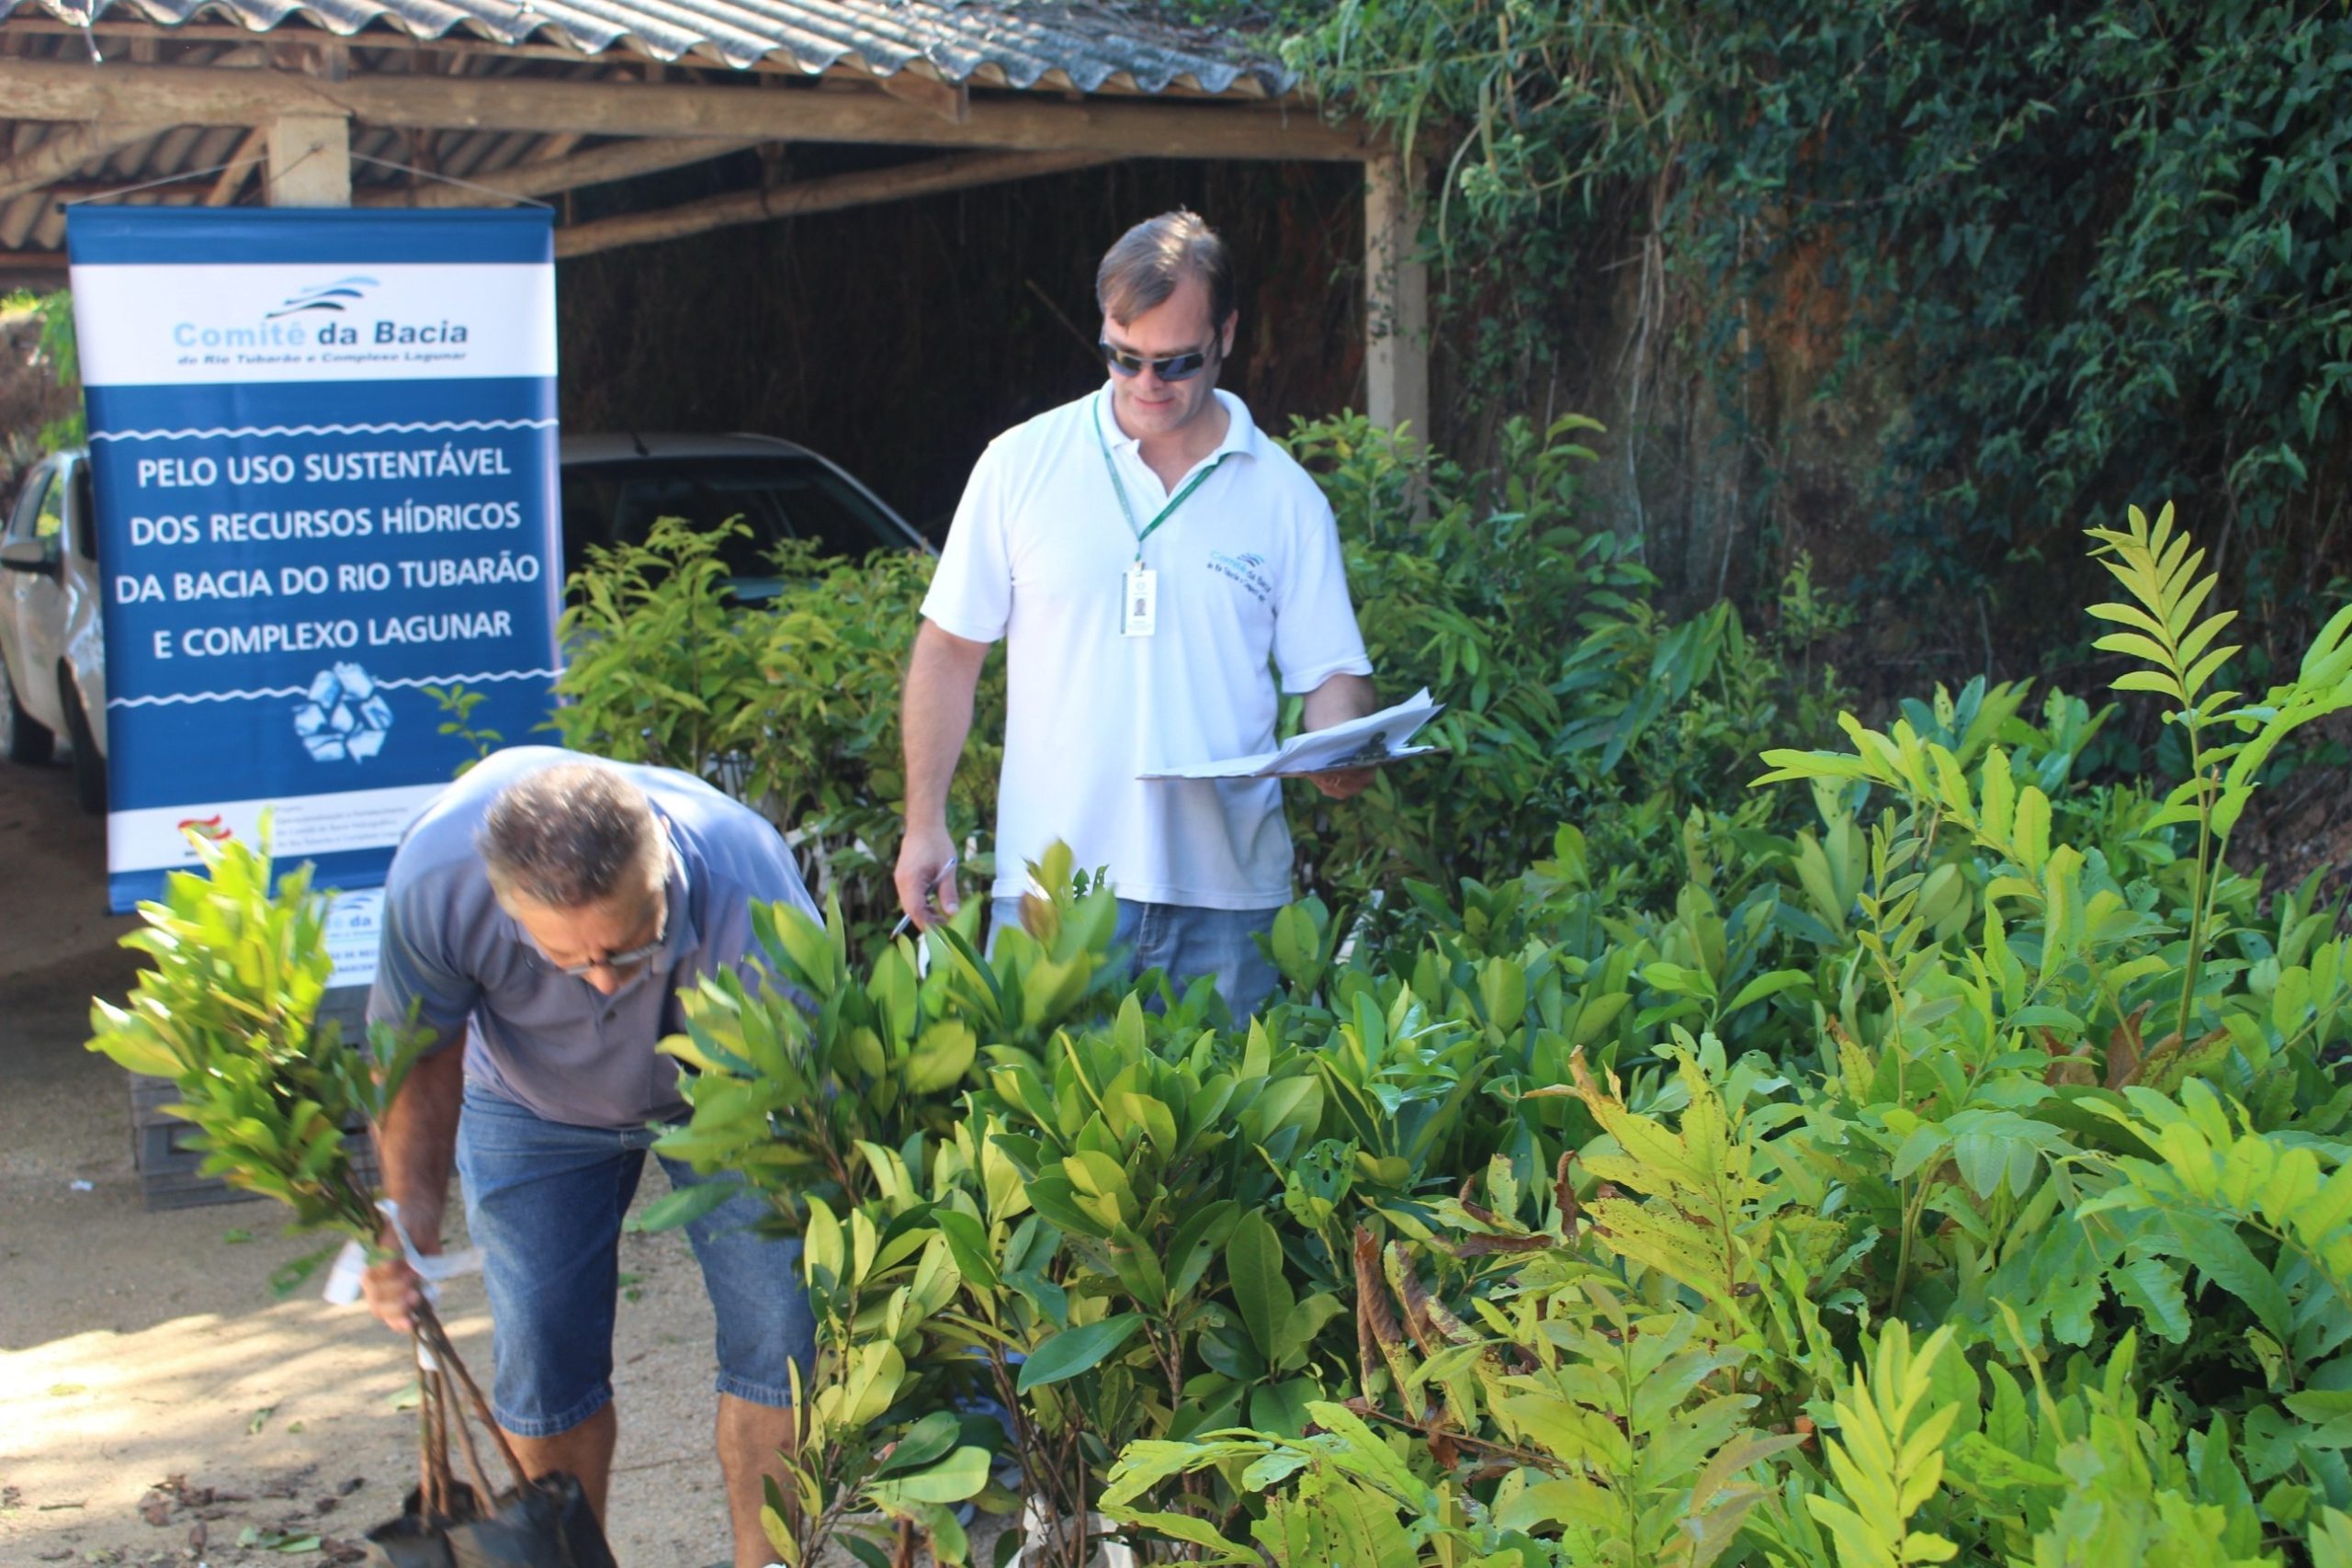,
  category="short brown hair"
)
[1096,209,1236,328]
[479,761,666,910]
